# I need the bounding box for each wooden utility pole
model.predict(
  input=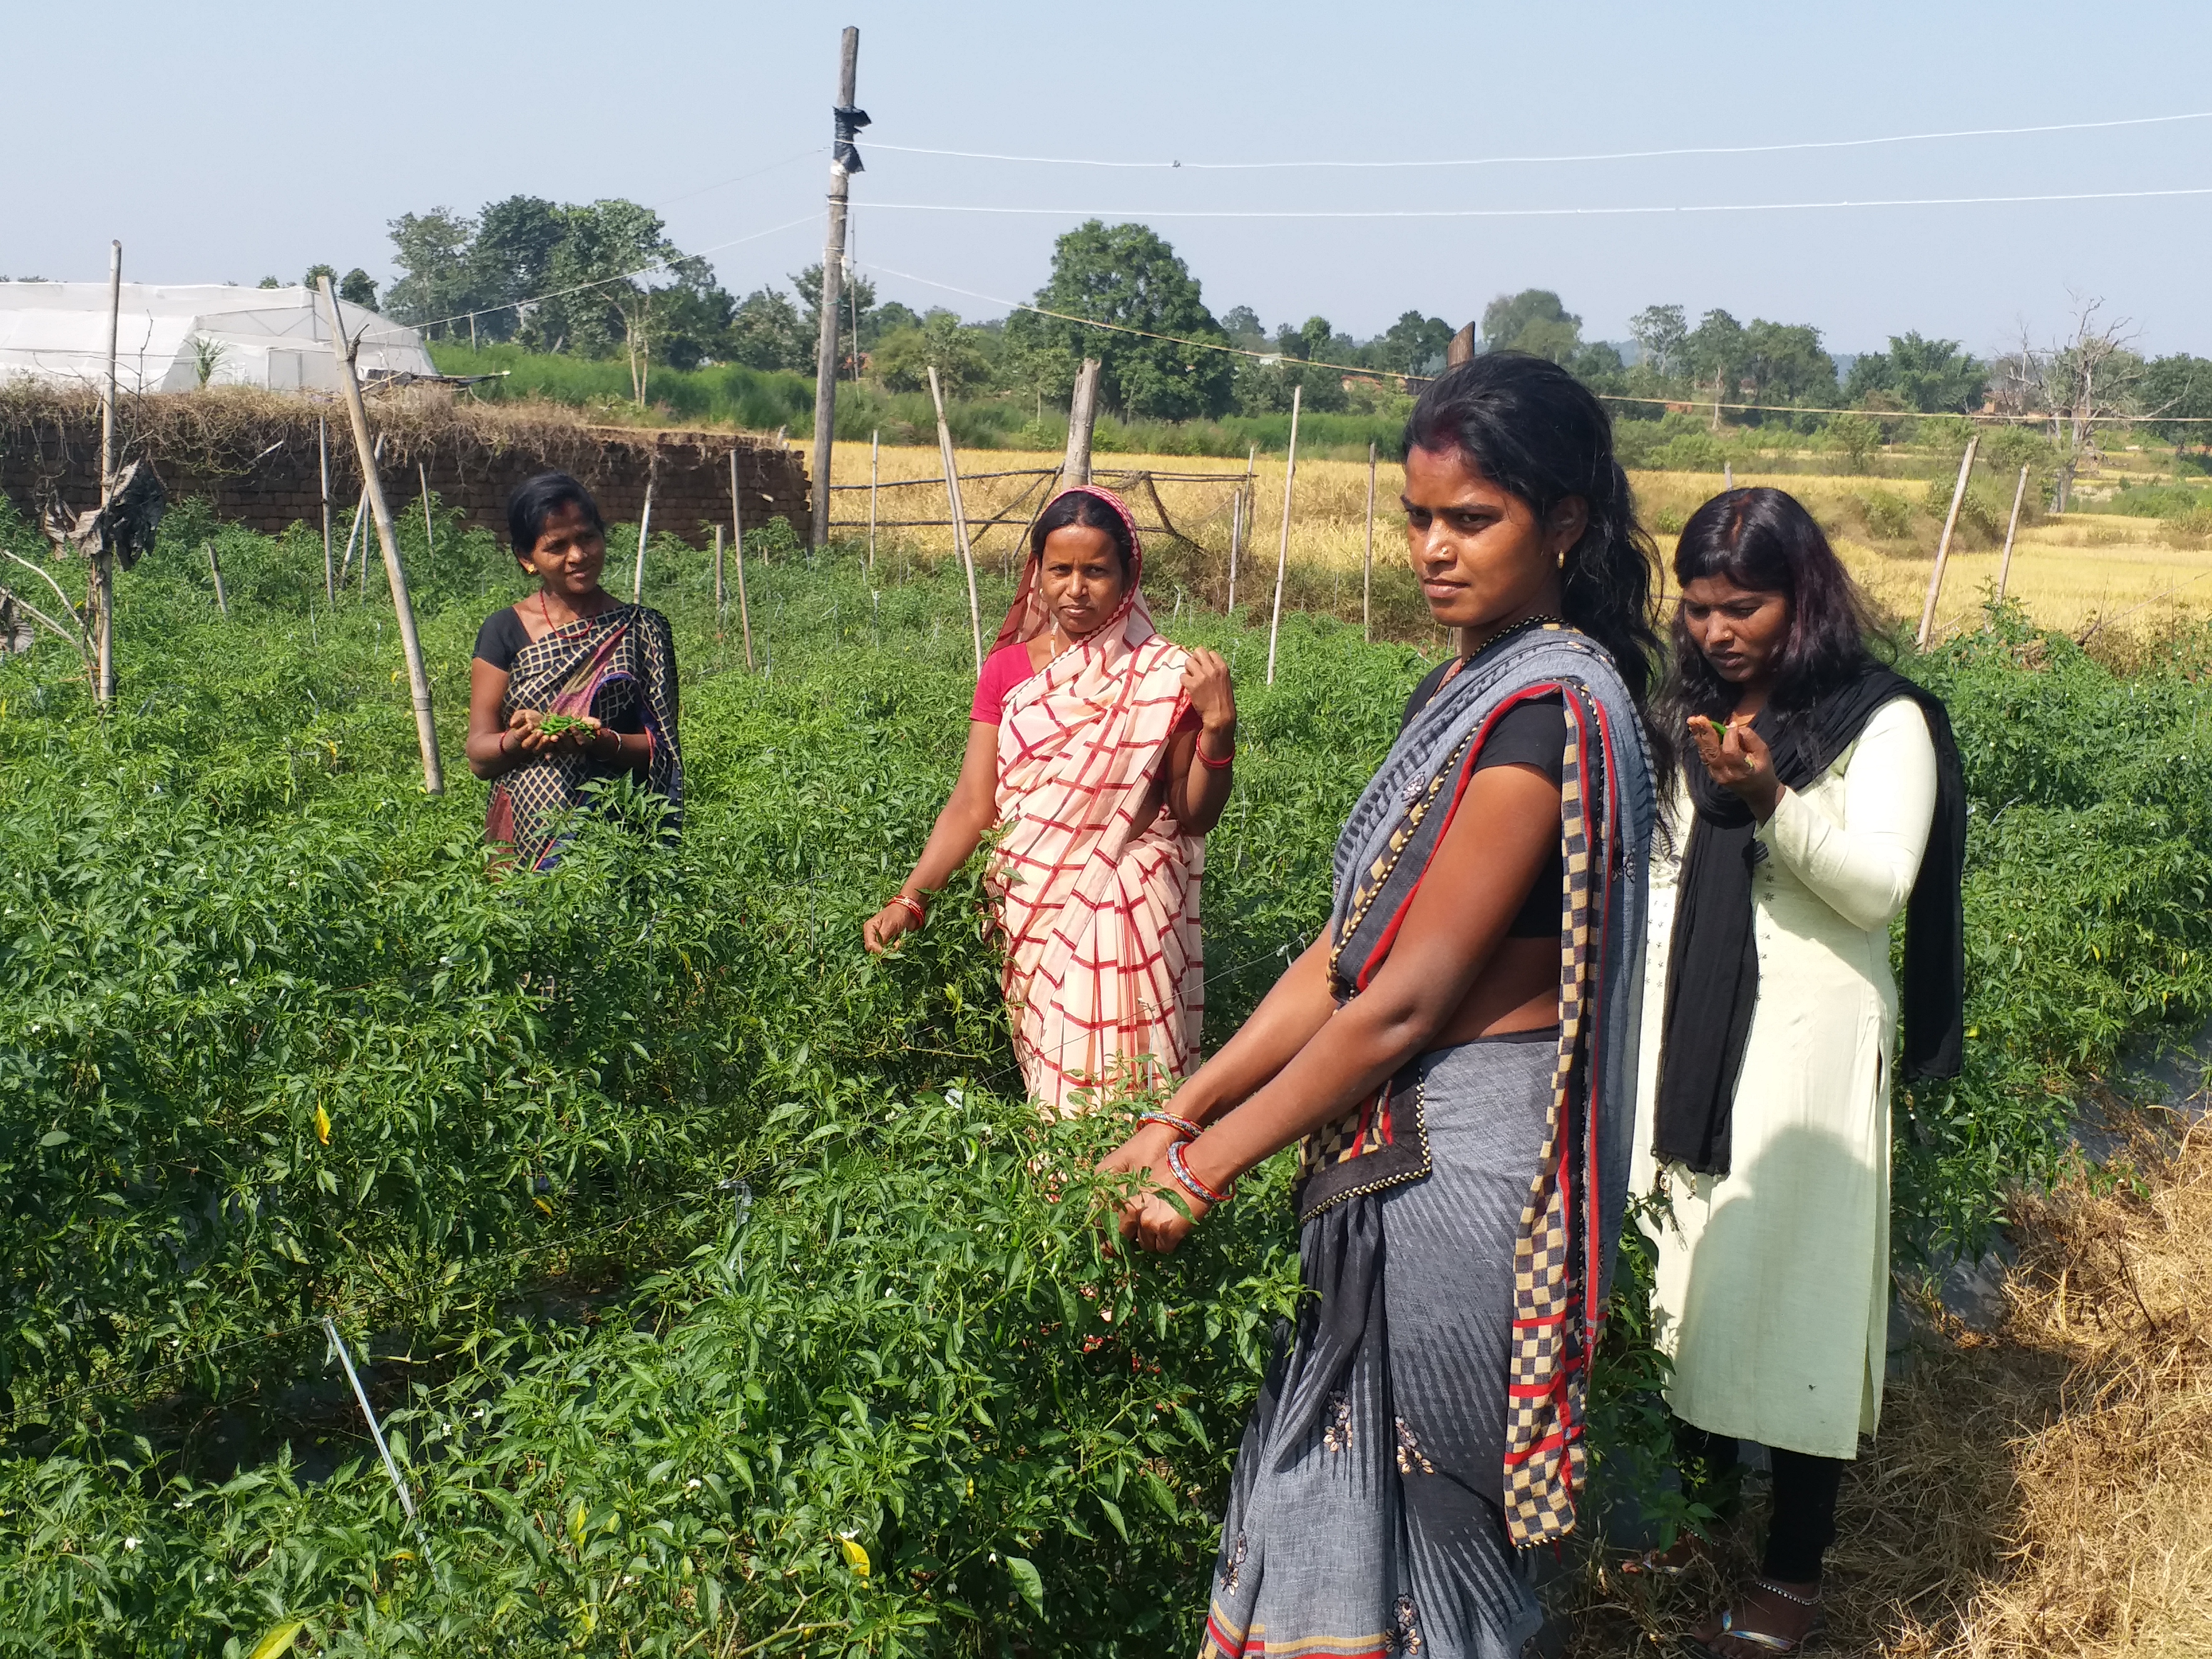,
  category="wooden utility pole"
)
[319,417,335,603]
[204,541,228,619]
[868,428,880,571]
[631,461,657,600]
[1362,441,1377,642]
[1265,385,1303,686]
[320,275,442,793]
[928,364,984,673]
[1996,463,2030,603]
[808,25,862,550]
[729,450,755,669]
[92,239,121,704]
[1917,435,1979,649]
[1061,358,1101,490]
